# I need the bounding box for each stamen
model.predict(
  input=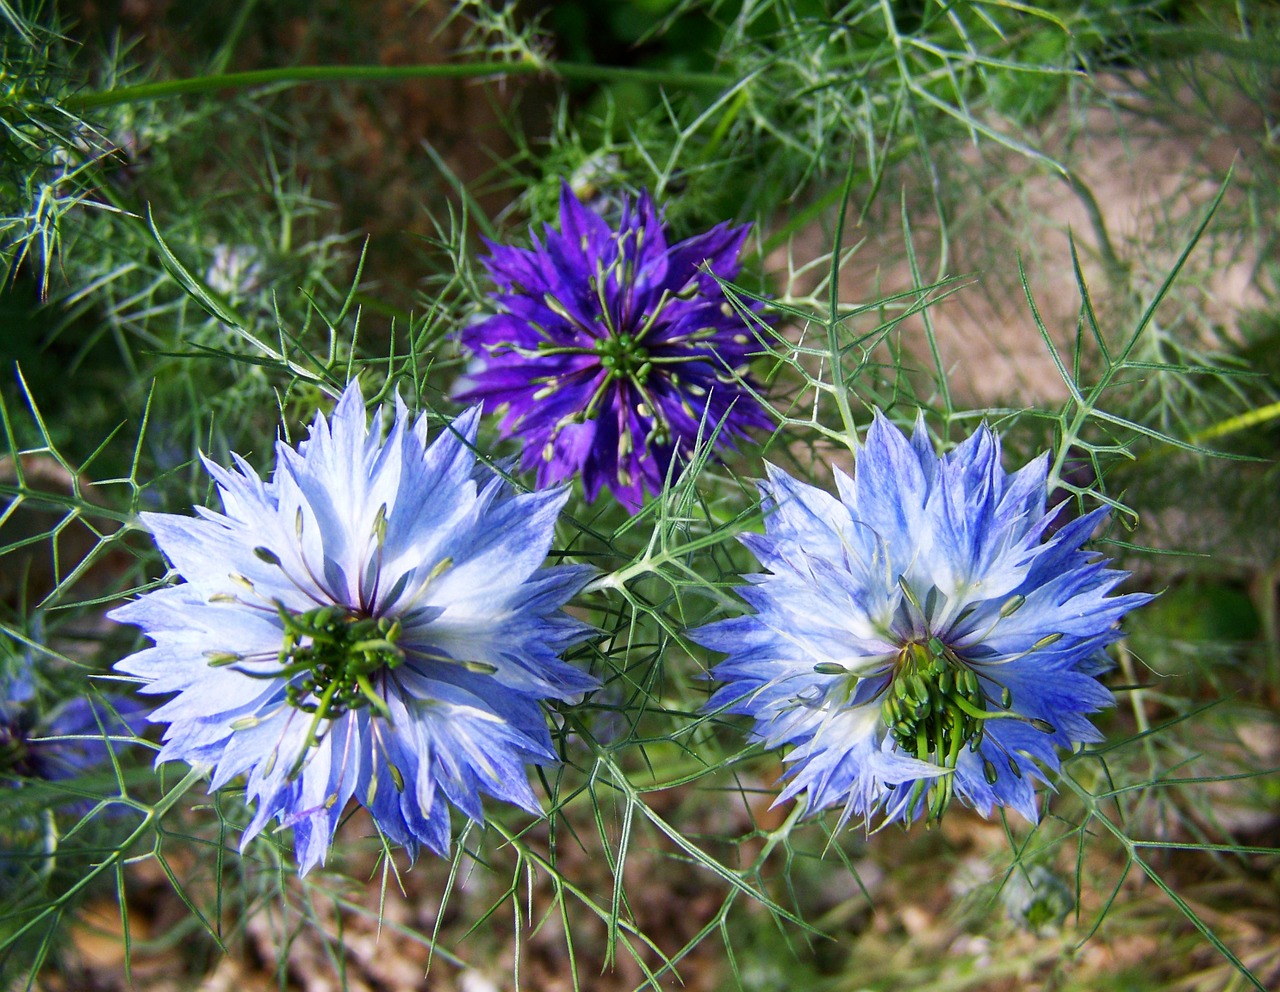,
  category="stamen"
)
[882,636,1059,821]
[881,641,994,820]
